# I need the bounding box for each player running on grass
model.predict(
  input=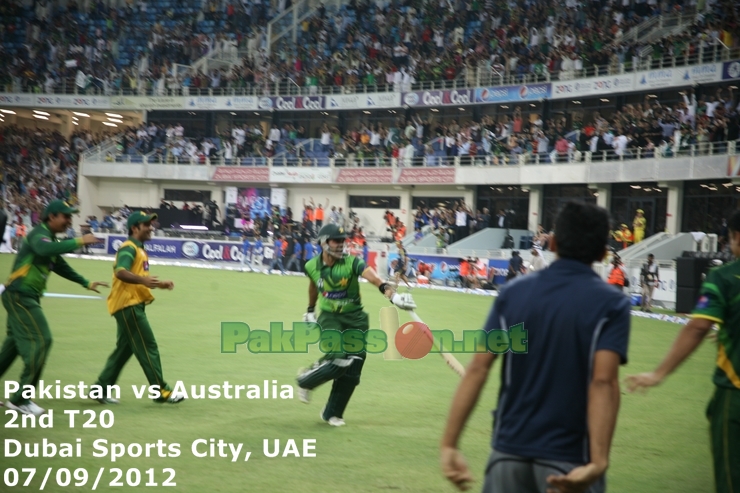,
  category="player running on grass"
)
[393,241,413,290]
[0,200,108,416]
[626,209,740,493]
[91,212,183,405]
[297,224,416,426]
